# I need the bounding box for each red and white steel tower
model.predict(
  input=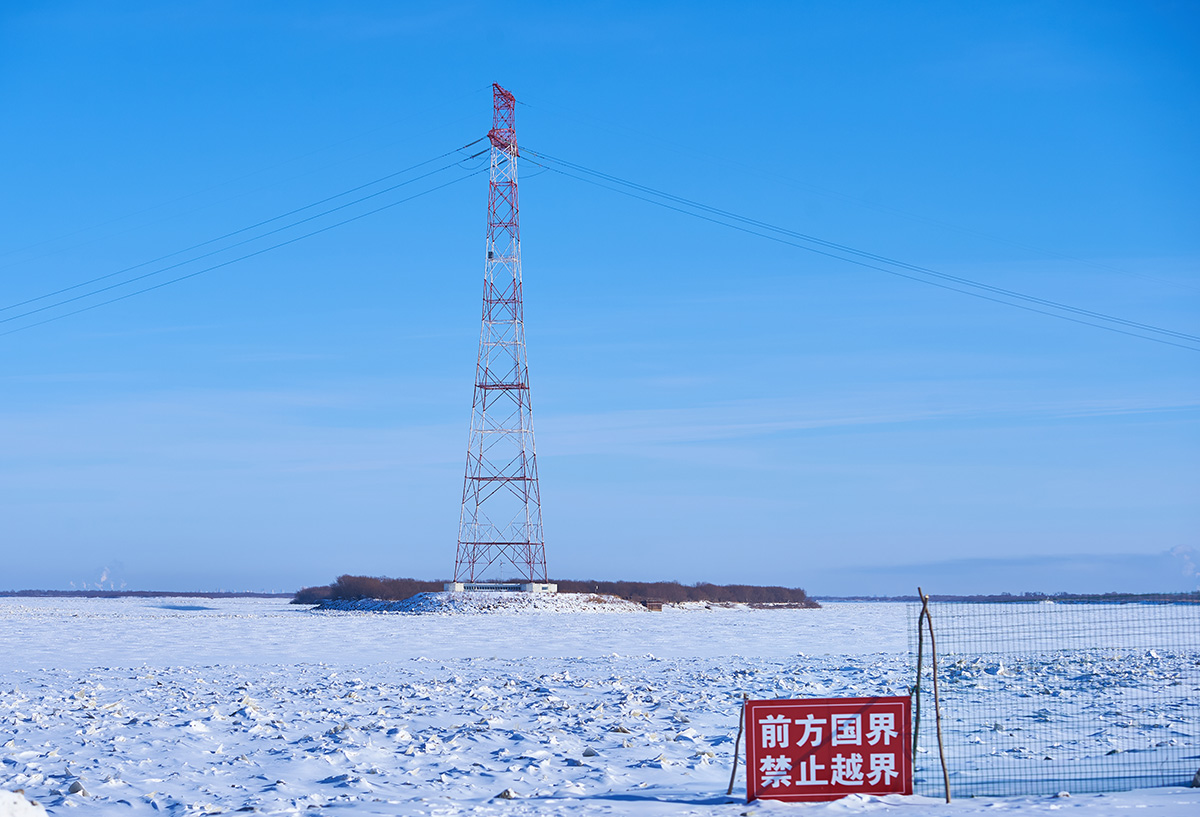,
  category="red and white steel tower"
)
[453,84,548,583]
